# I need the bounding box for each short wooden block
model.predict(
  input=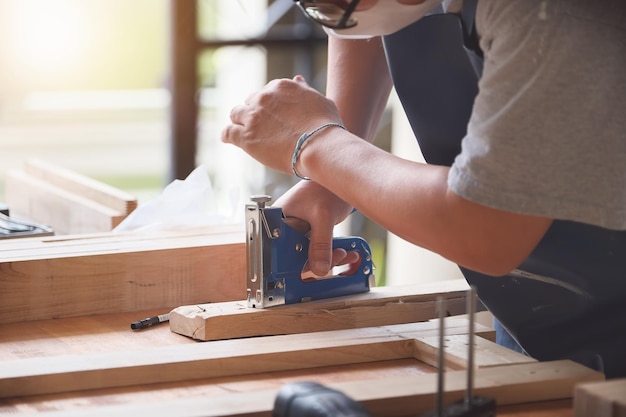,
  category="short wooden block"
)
[574,378,626,417]
[169,279,470,340]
